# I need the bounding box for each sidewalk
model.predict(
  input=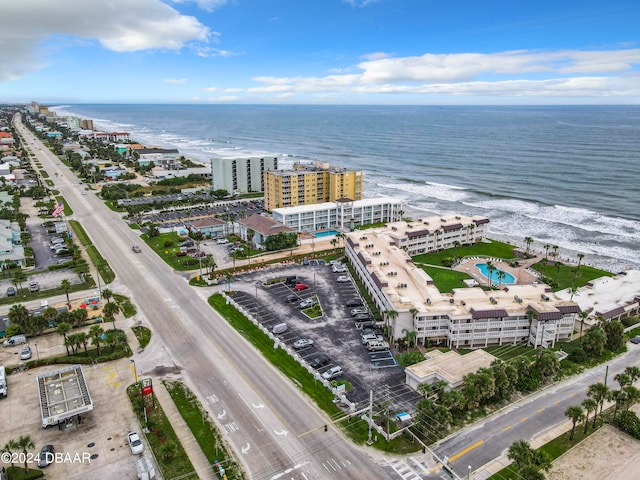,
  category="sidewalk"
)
[153,380,216,480]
